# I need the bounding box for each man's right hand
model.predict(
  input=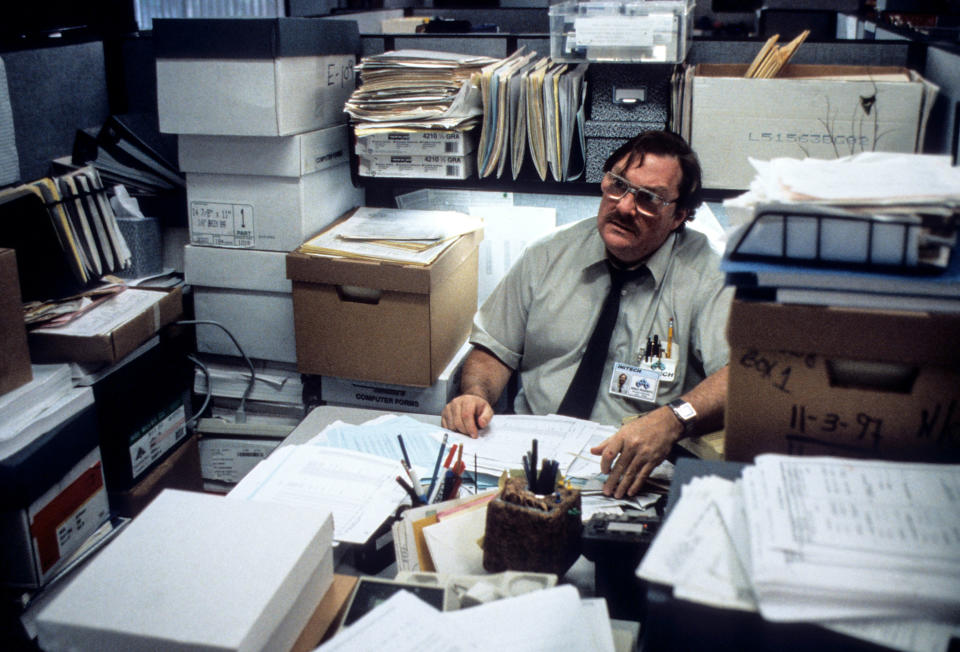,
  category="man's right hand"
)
[441,394,494,438]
